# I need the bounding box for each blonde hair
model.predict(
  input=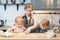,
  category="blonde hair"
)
[24,3,33,10]
[40,19,50,29]
[15,16,24,25]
